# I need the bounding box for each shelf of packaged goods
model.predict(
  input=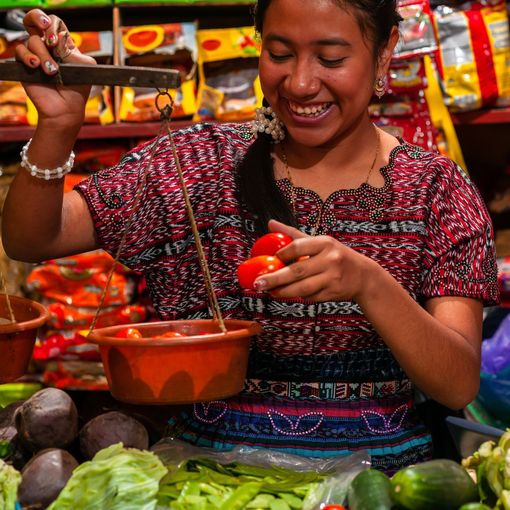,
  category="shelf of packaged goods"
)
[0,120,195,143]
[451,107,510,125]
